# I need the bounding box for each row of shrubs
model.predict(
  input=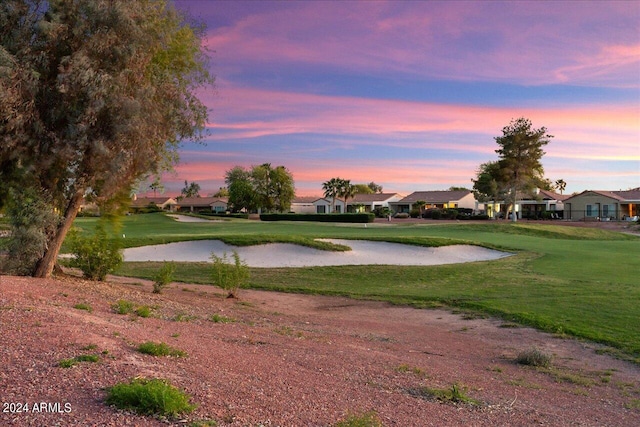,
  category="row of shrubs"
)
[521,211,563,220]
[197,211,249,219]
[401,208,489,220]
[260,213,375,223]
